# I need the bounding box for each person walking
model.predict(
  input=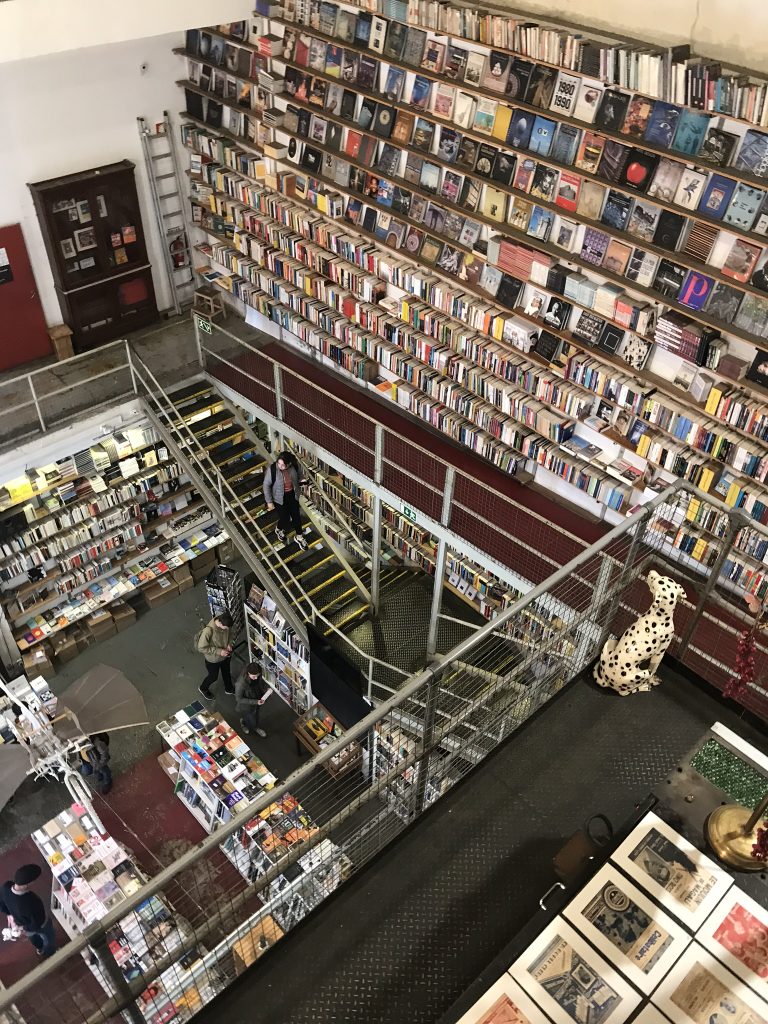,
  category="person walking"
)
[0,864,56,958]
[263,451,308,549]
[197,611,234,701]
[235,661,271,738]
[79,733,112,795]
